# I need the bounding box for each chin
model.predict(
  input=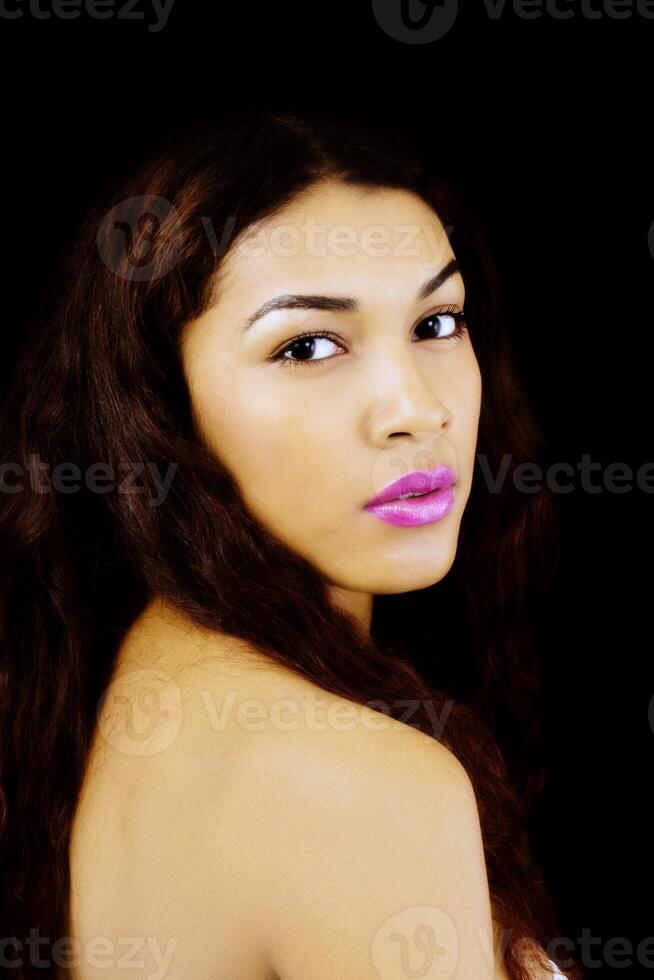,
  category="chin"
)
[374,565,454,595]
[341,548,457,597]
